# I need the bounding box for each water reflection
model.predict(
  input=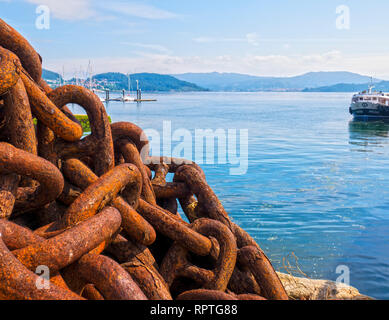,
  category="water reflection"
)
[349,120,389,152]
